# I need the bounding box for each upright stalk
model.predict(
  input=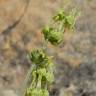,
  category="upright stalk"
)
[24,9,79,96]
